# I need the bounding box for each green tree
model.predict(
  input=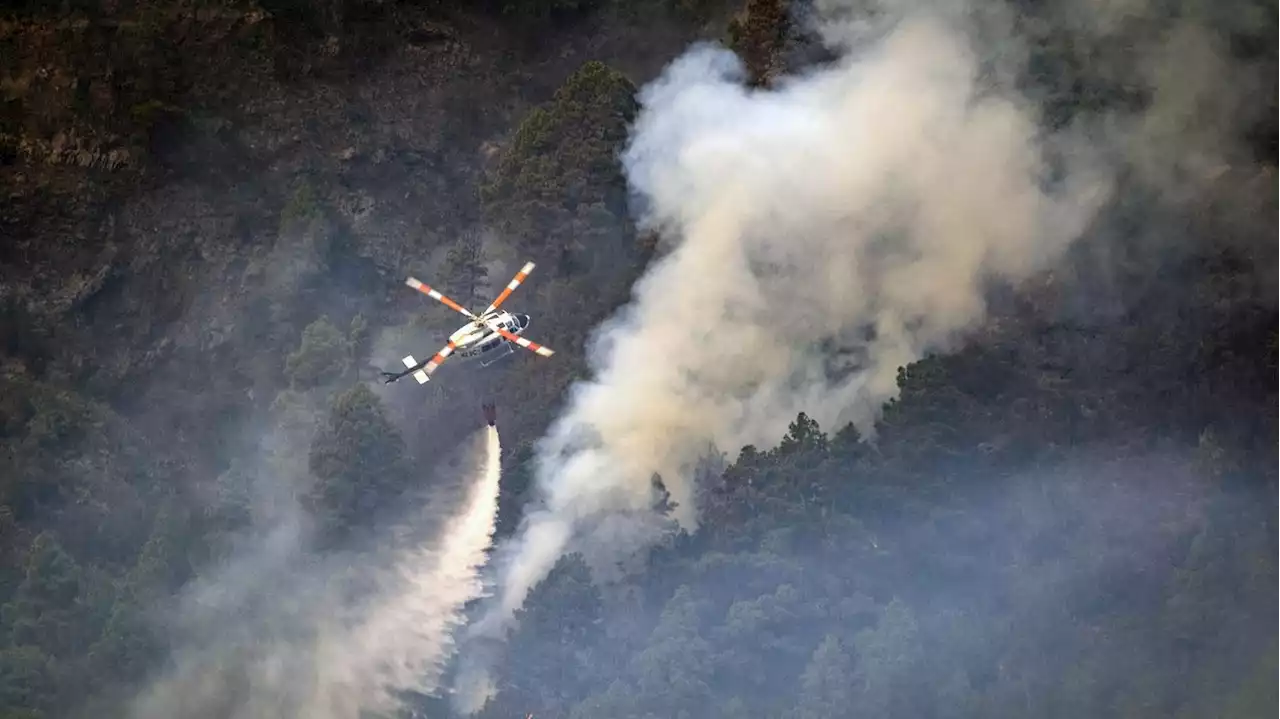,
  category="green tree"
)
[348,313,370,377]
[506,554,605,712]
[711,582,813,706]
[778,412,827,456]
[84,597,161,687]
[126,499,192,595]
[306,384,411,543]
[788,634,853,719]
[284,315,351,389]
[481,60,639,263]
[630,585,714,716]
[852,599,924,719]
[442,235,490,311]
[0,645,54,716]
[830,422,865,461]
[569,679,643,719]
[1,533,85,657]
[279,178,322,232]
[495,442,536,538]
